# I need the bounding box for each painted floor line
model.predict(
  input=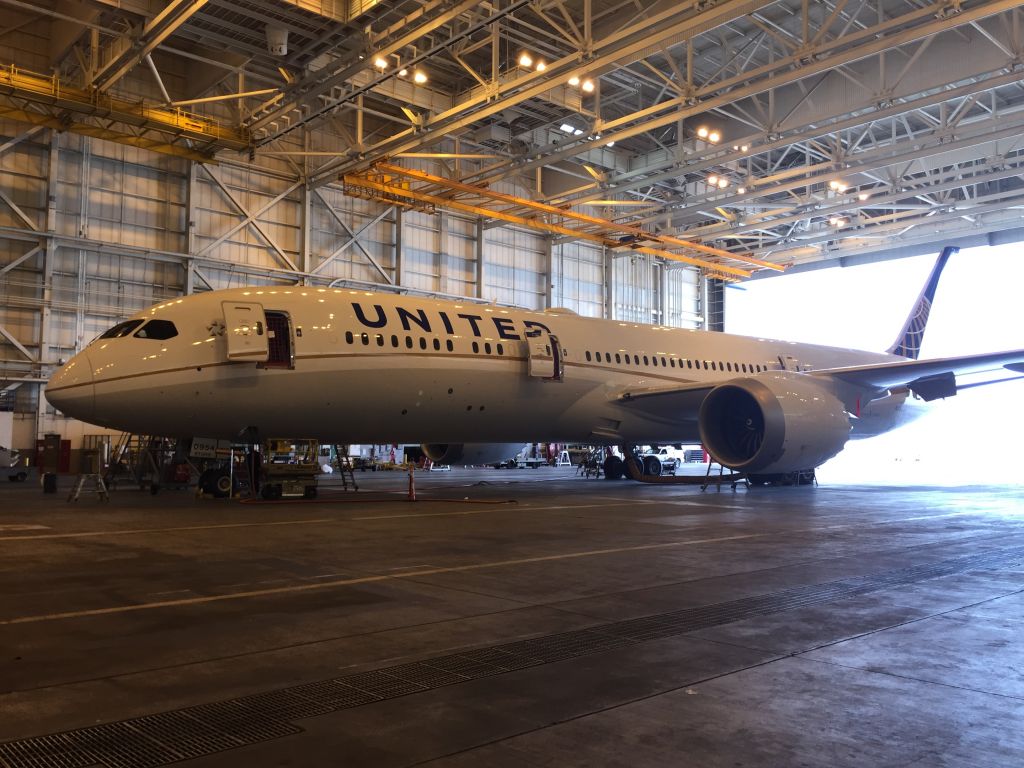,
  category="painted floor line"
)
[0,518,337,542]
[0,533,764,626]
